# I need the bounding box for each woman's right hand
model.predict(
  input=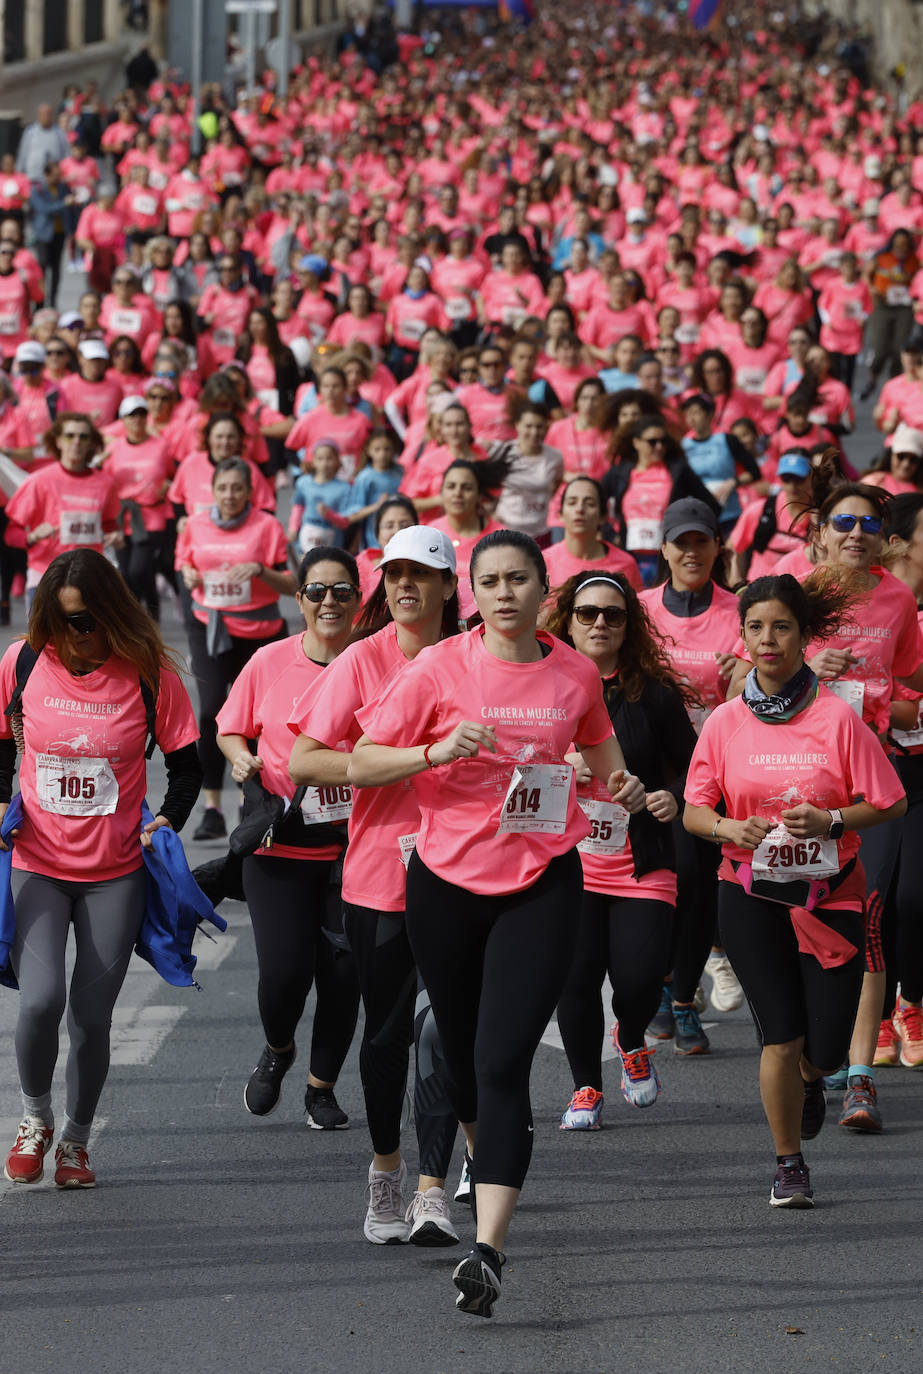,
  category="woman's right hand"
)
[428,721,498,766]
[722,815,773,850]
[230,750,264,785]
